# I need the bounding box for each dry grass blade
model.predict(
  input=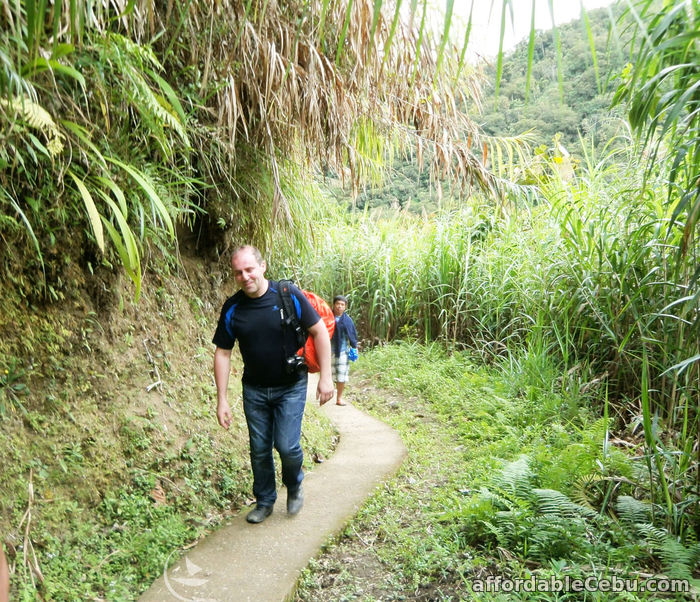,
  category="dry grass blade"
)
[184,0,506,214]
[17,470,44,588]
